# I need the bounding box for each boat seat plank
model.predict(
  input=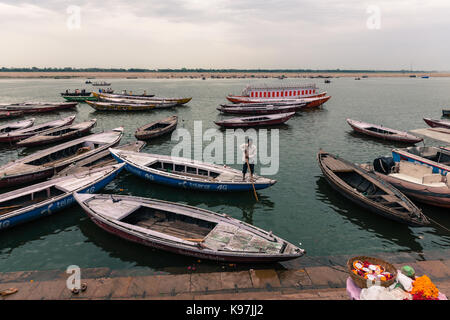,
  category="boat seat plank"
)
[89,199,139,220]
[322,157,354,172]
